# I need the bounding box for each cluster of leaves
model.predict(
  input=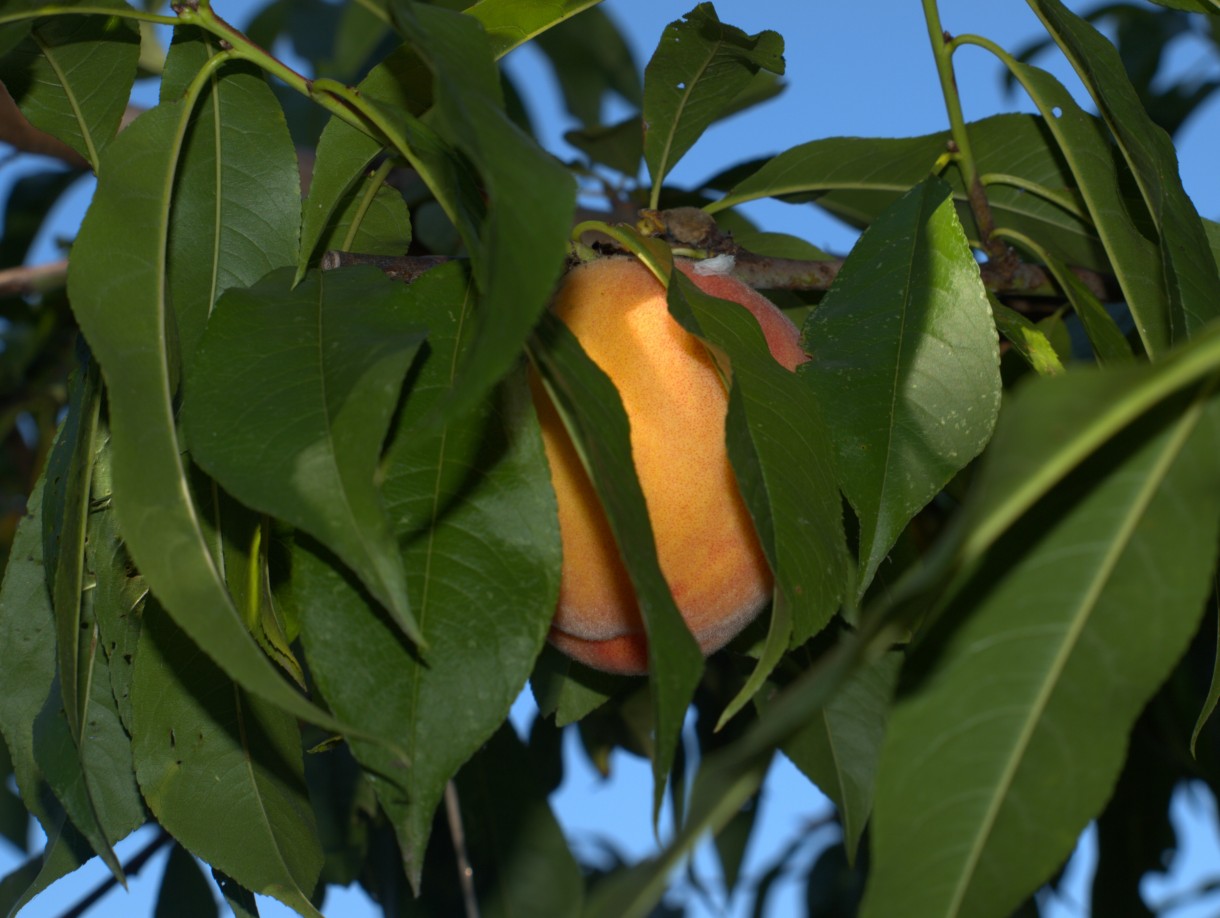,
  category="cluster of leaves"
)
[1,0,1220,916]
